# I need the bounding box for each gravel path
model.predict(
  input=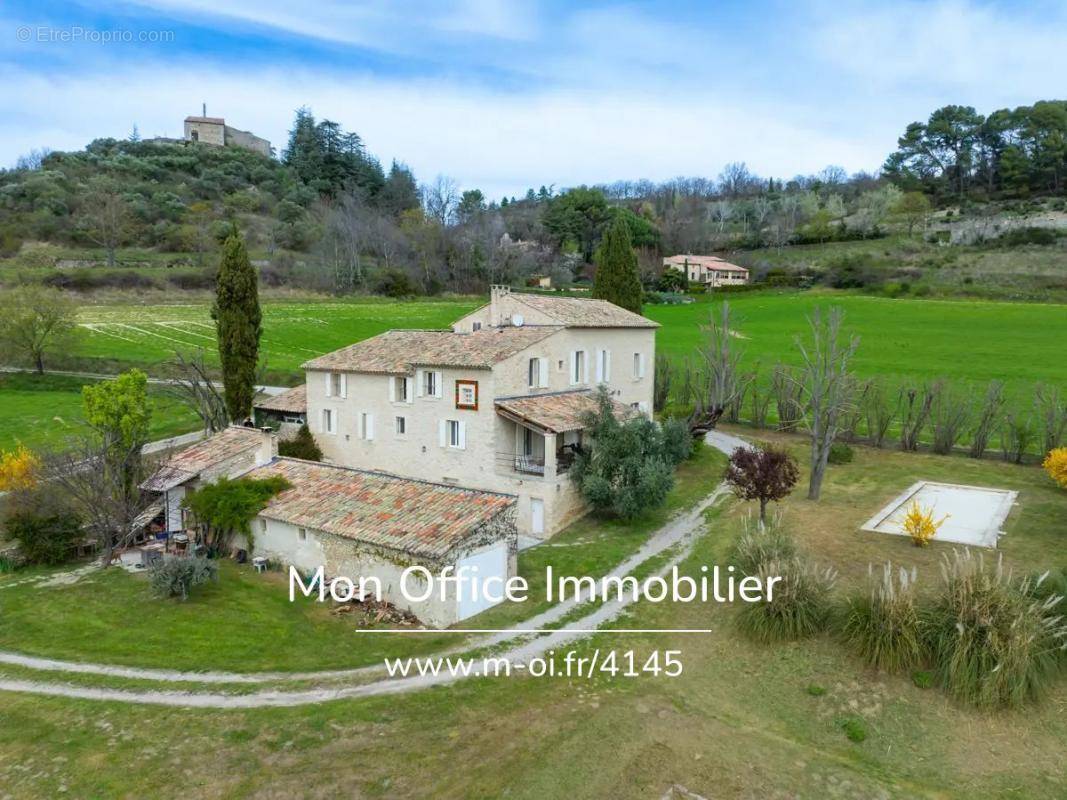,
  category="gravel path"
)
[0,430,743,707]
